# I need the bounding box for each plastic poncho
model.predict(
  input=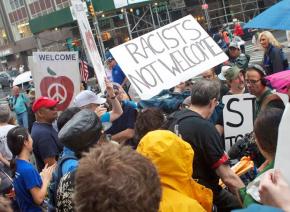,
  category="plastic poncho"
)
[137,130,213,212]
